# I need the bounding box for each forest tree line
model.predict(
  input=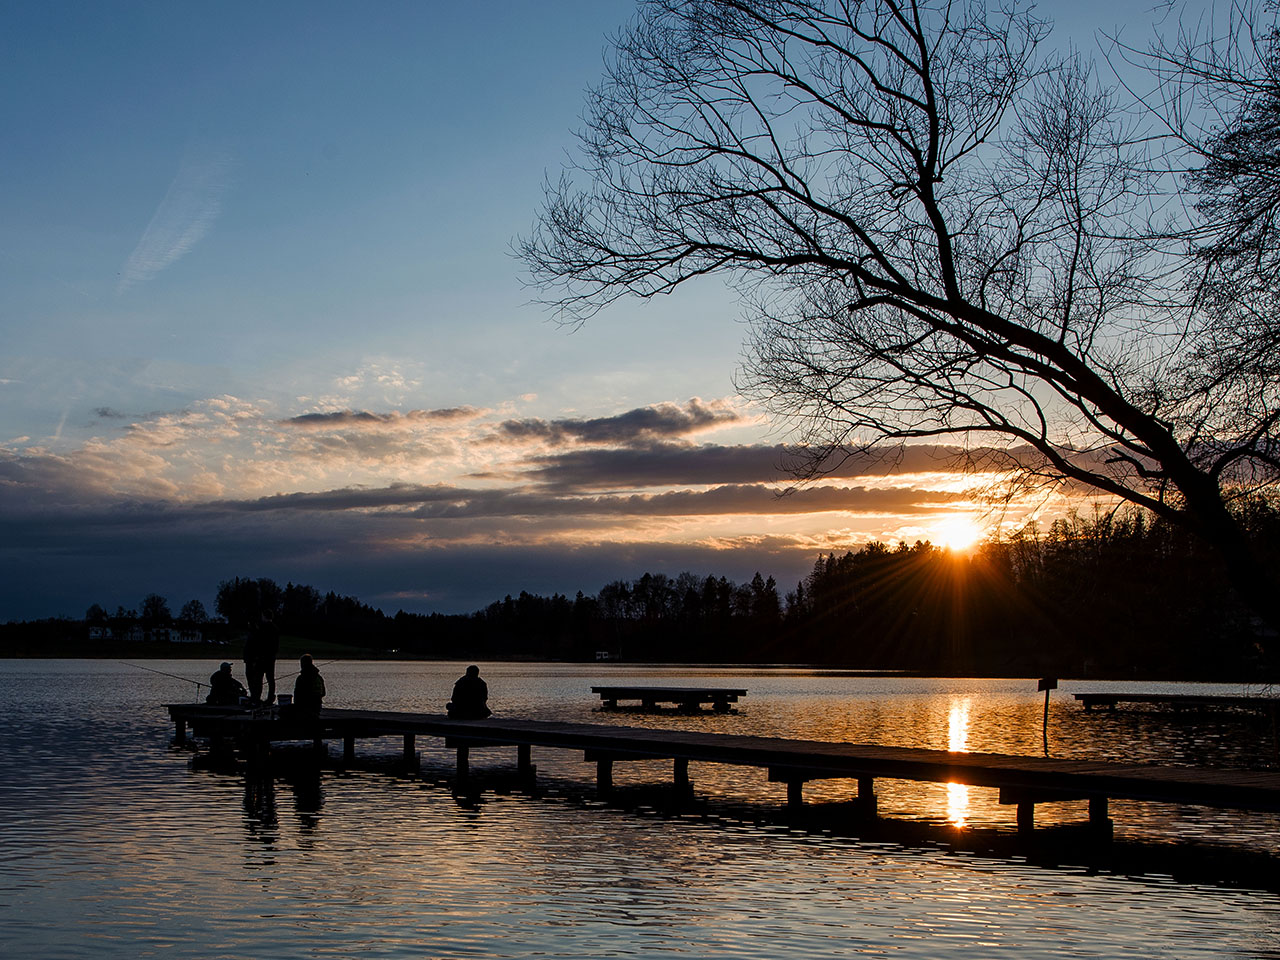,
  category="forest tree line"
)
[4,500,1277,679]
